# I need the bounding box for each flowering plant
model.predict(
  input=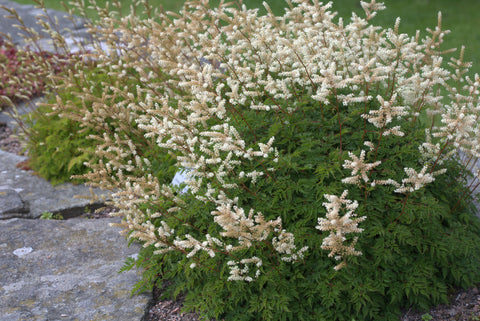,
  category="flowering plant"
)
[16,0,480,319]
[0,35,72,108]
